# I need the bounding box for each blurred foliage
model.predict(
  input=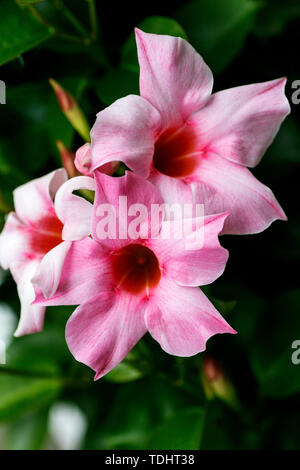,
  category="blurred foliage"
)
[0,0,299,450]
